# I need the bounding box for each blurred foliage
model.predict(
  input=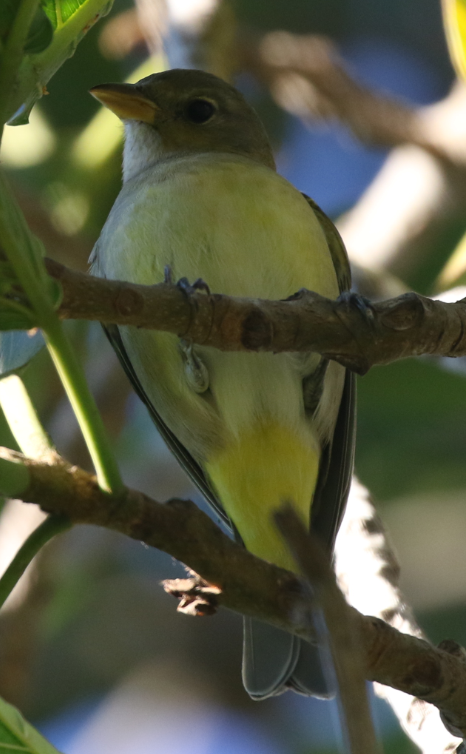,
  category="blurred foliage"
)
[0,694,60,754]
[0,0,465,752]
[0,2,53,54]
[357,358,466,501]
